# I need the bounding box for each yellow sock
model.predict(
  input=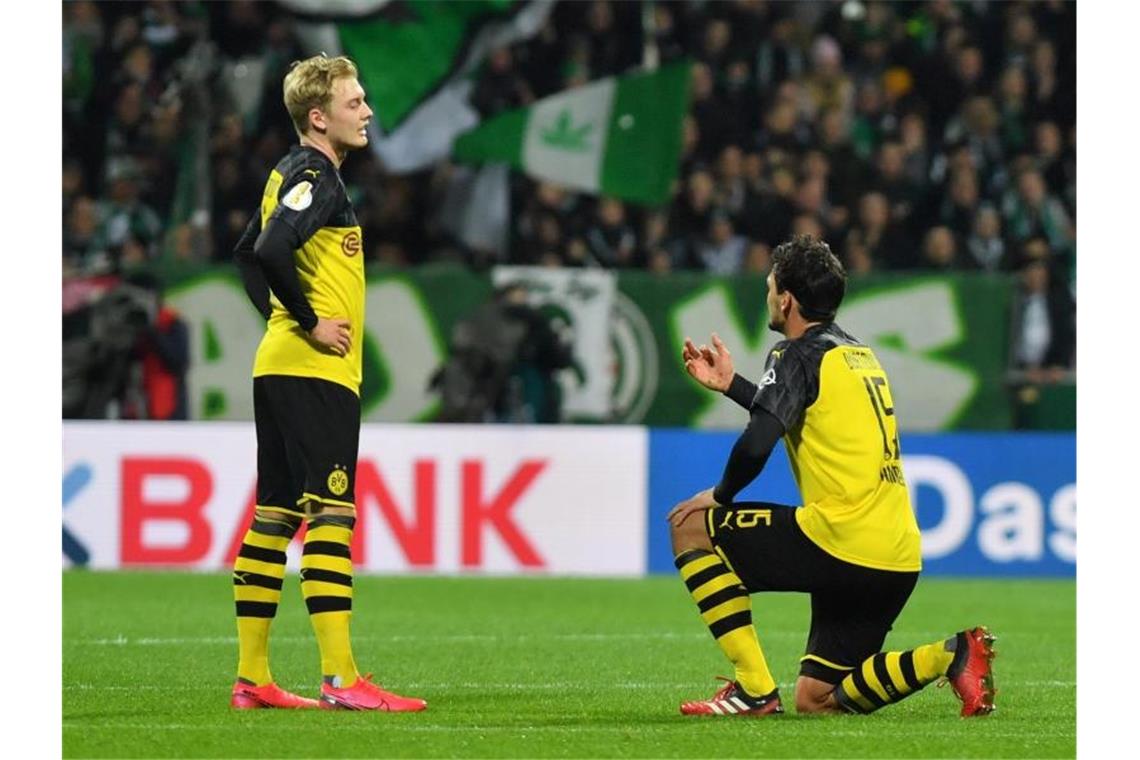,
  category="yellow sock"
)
[835,637,957,714]
[233,506,302,686]
[301,513,358,686]
[675,549,777,697]
[913,638,956,680]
